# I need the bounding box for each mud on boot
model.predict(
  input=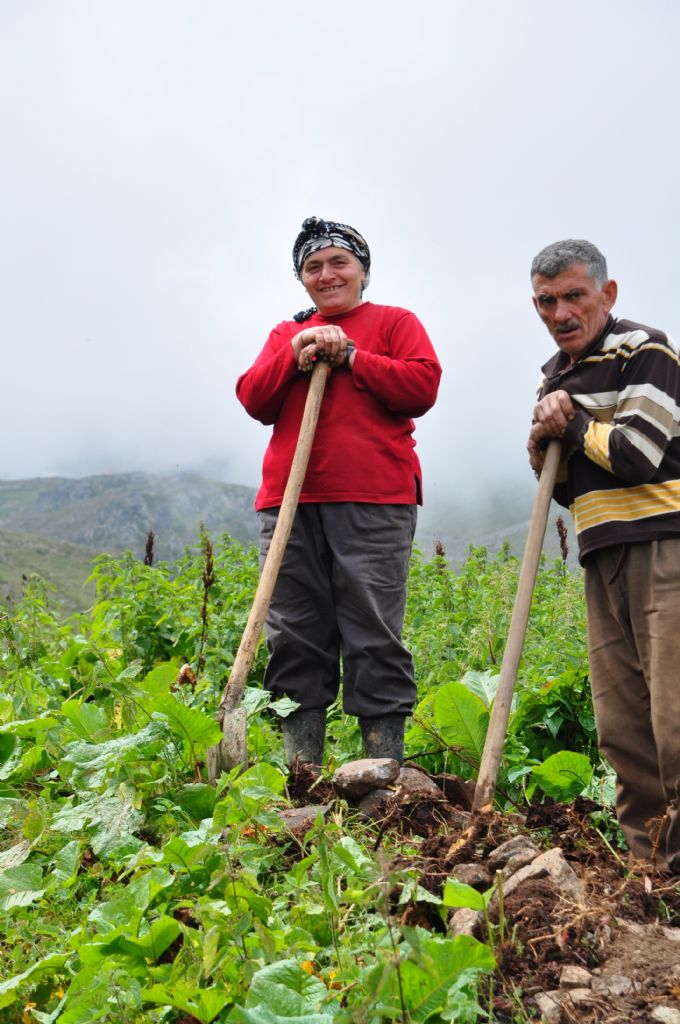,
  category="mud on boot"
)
[359,714,406,763]
[282,708,326,768]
